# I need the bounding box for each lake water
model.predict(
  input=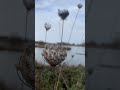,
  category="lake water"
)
[85,48,120,89]
[35,46,85,66]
